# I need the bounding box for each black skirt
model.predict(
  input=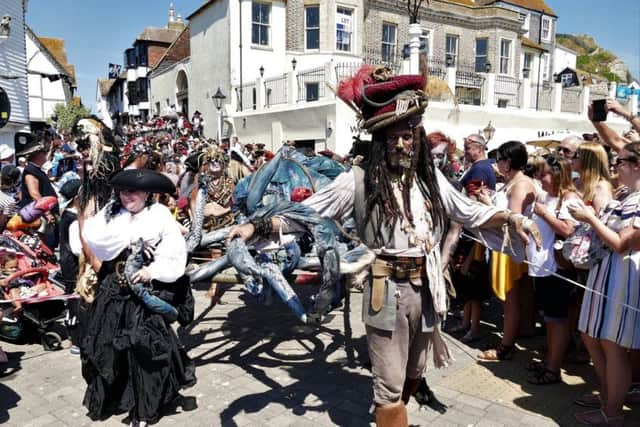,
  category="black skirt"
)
[80,260,196,423]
